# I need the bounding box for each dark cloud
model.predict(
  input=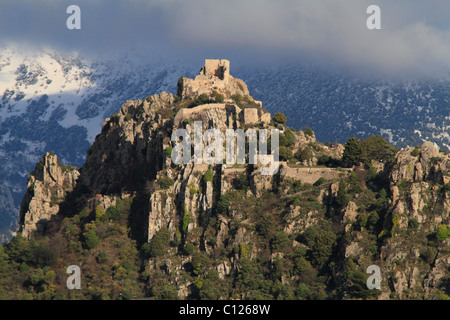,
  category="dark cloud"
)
[2,0,450,76]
